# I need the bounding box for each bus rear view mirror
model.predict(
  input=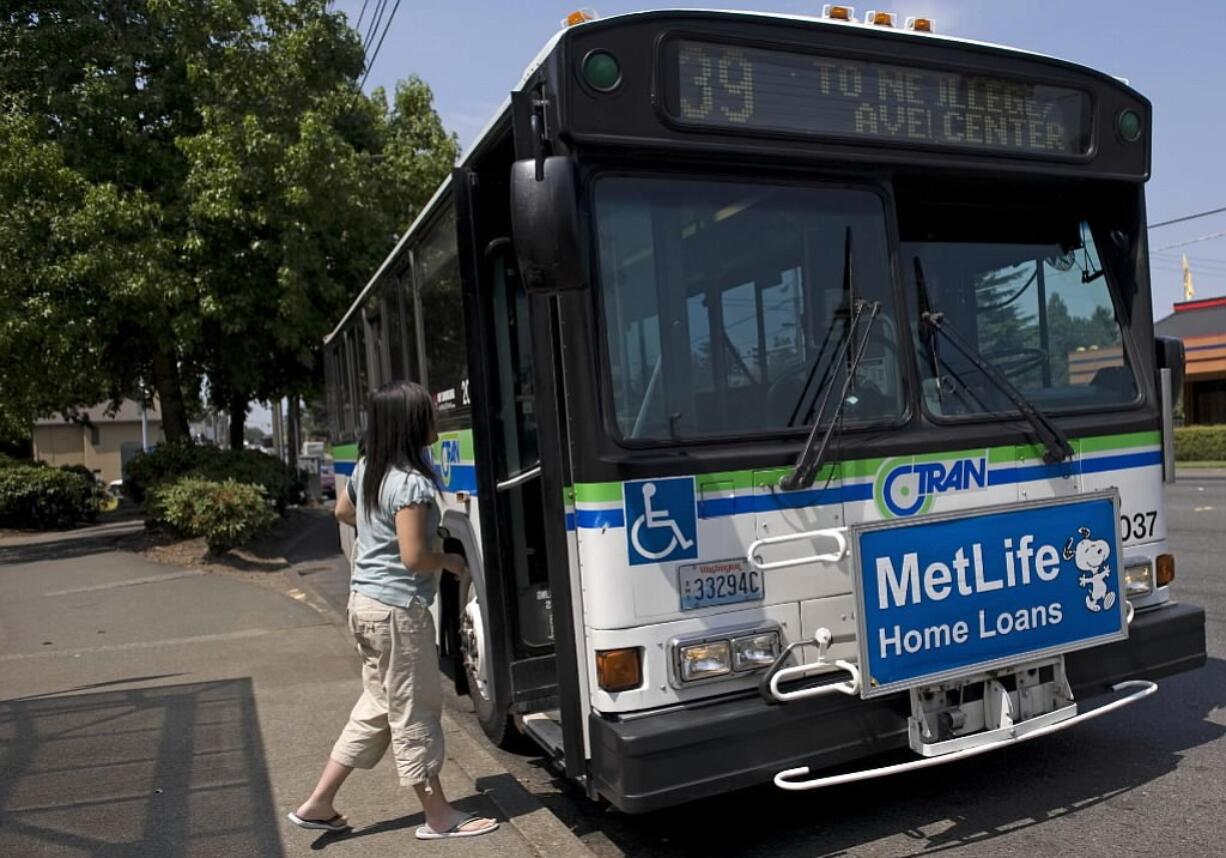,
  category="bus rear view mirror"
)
[510,157,587,293]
